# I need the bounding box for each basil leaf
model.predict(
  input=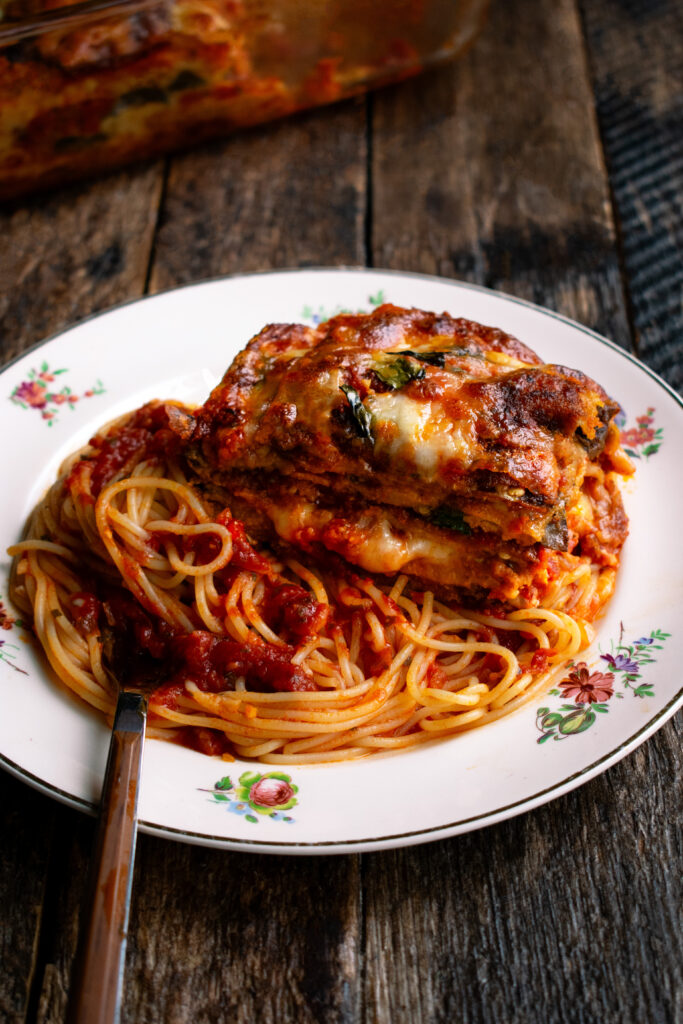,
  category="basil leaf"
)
[388,349,447,368]
[388,347,486,367]
[117,86,168,108]
[429,506,472,535]
[168,70,206,92]
[340,385,374,442]
[374,356,426,390]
